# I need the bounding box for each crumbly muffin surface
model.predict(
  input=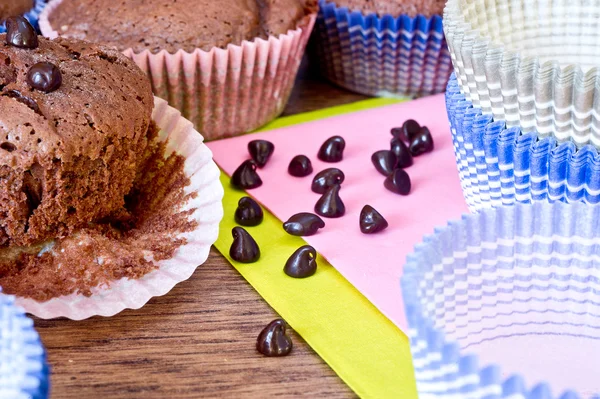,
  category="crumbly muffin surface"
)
[332,0,445,17]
